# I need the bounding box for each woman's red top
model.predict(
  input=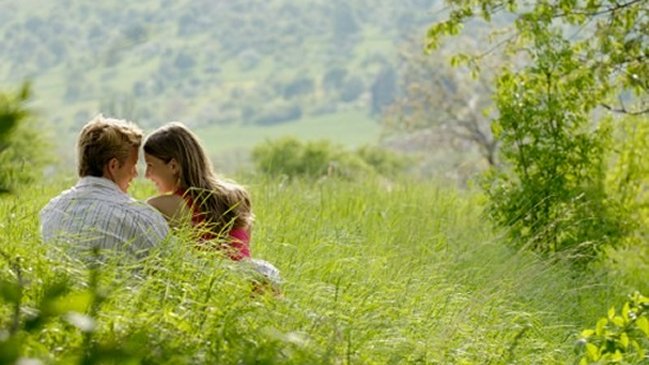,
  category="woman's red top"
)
[175,188,251,261]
